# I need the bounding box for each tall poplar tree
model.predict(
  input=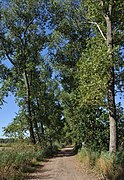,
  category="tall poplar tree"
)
[47,0,90,142]
[1,0,47,144]
[48,0,124,151]
[77,0,124,152]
